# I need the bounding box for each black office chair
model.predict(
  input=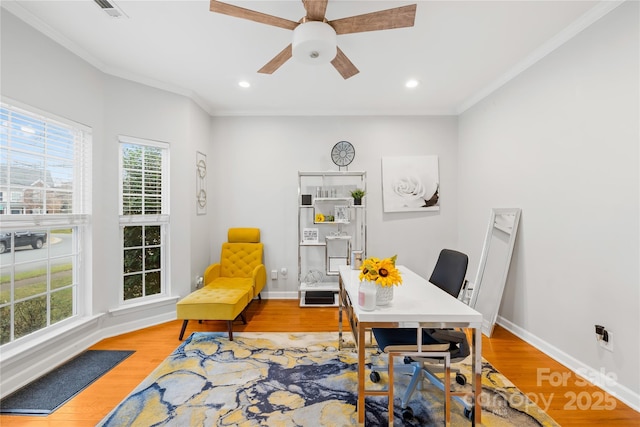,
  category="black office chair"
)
[371,249,472,421]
